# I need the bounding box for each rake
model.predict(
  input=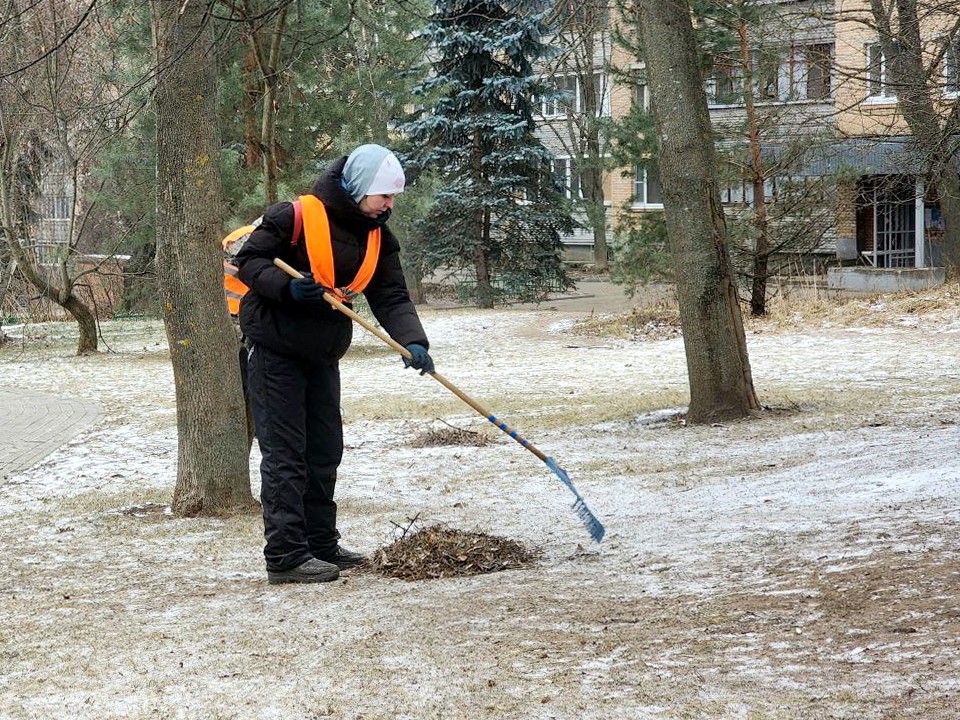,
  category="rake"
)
[274,258,605,542]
